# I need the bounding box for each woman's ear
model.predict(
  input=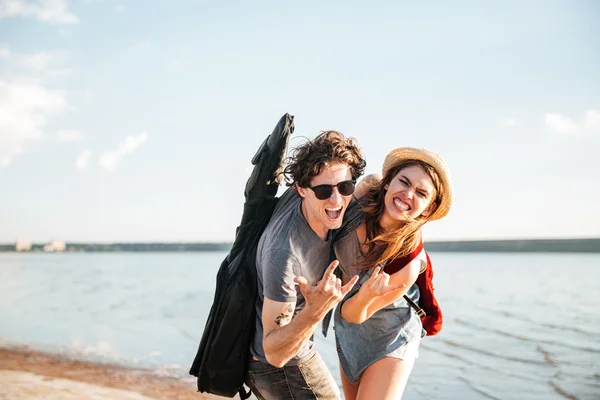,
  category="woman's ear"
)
[422,201,438,217]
